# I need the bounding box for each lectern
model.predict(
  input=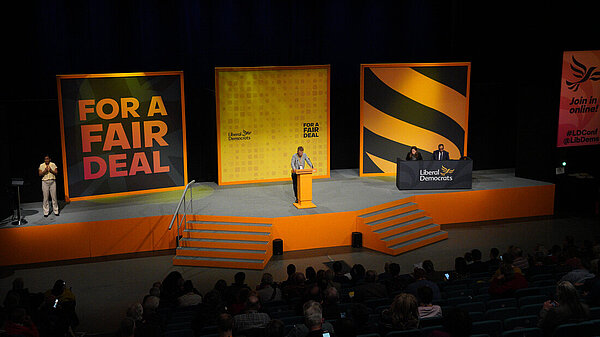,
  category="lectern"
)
[11,178,27,226]
[293,168,317,209]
